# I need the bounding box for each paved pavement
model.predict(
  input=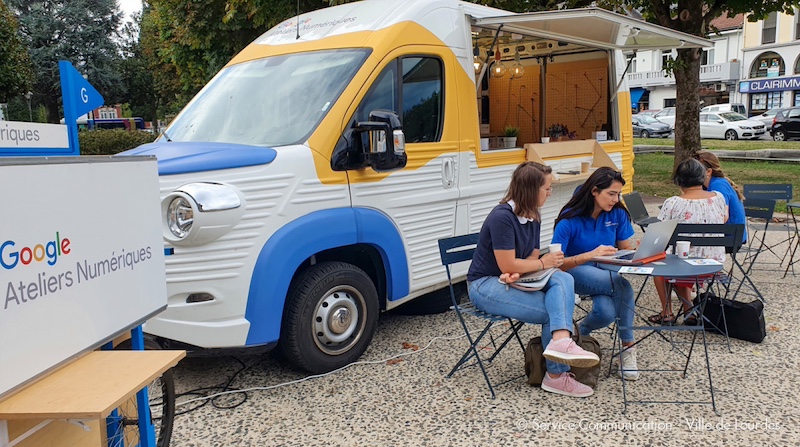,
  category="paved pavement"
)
[166,200,800,447]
